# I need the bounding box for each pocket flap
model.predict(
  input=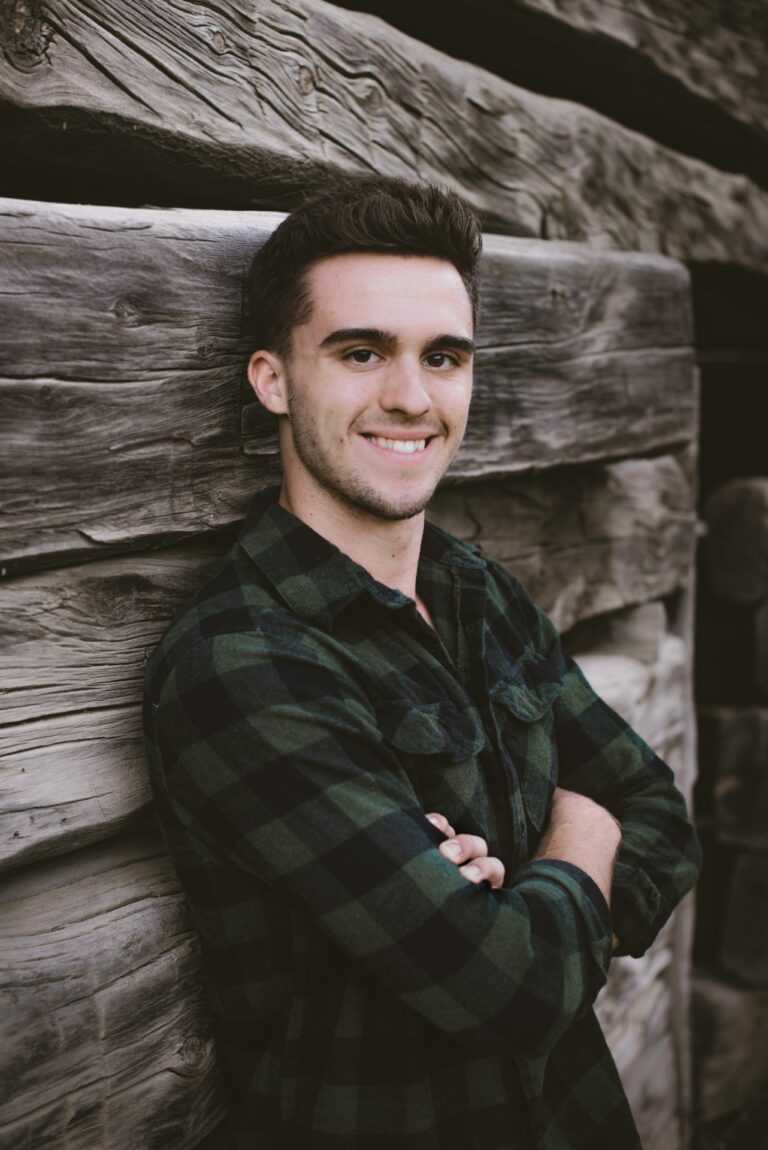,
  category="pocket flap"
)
[375,700,486,761]
[491,650,564,722]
